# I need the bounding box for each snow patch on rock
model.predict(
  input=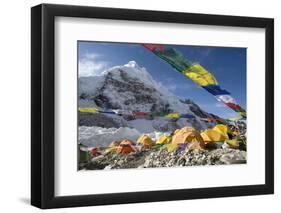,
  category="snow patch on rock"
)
[79,126,141,147]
